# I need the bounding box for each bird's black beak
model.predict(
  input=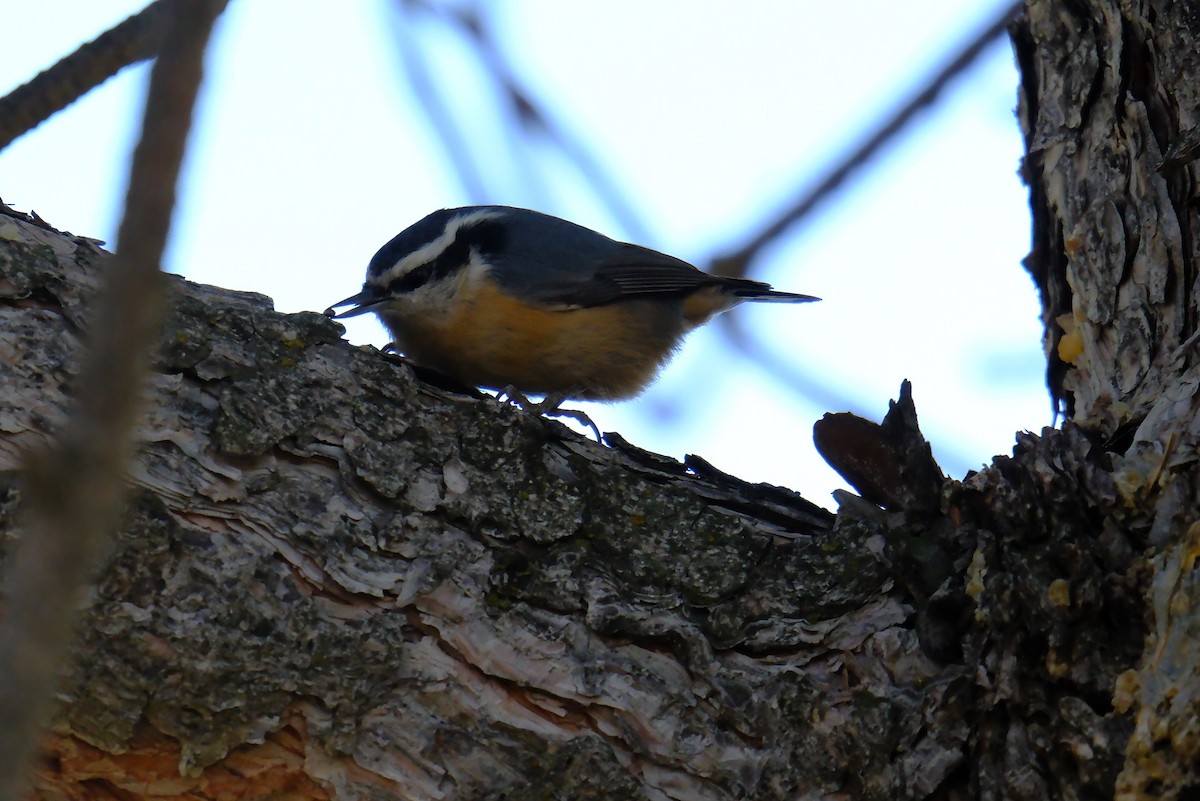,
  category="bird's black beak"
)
[324,287,386,319]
